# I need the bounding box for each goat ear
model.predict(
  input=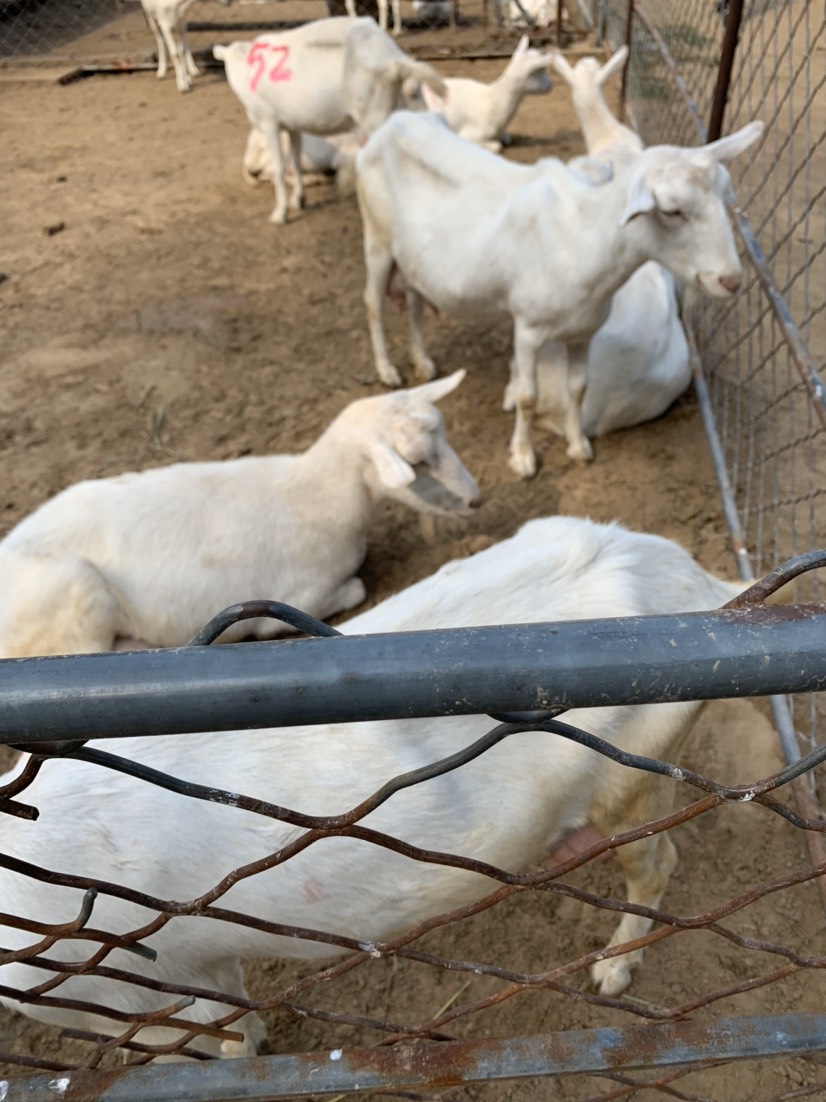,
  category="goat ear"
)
[549,49,574,81]
[620,170,656,225]
[400,75,420,102]
[421,81,448,112]
[369,439,417,490]
[699,120,764,163]
[409,368,466,404]
[599,44,629,84]
[514,34,529,56]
